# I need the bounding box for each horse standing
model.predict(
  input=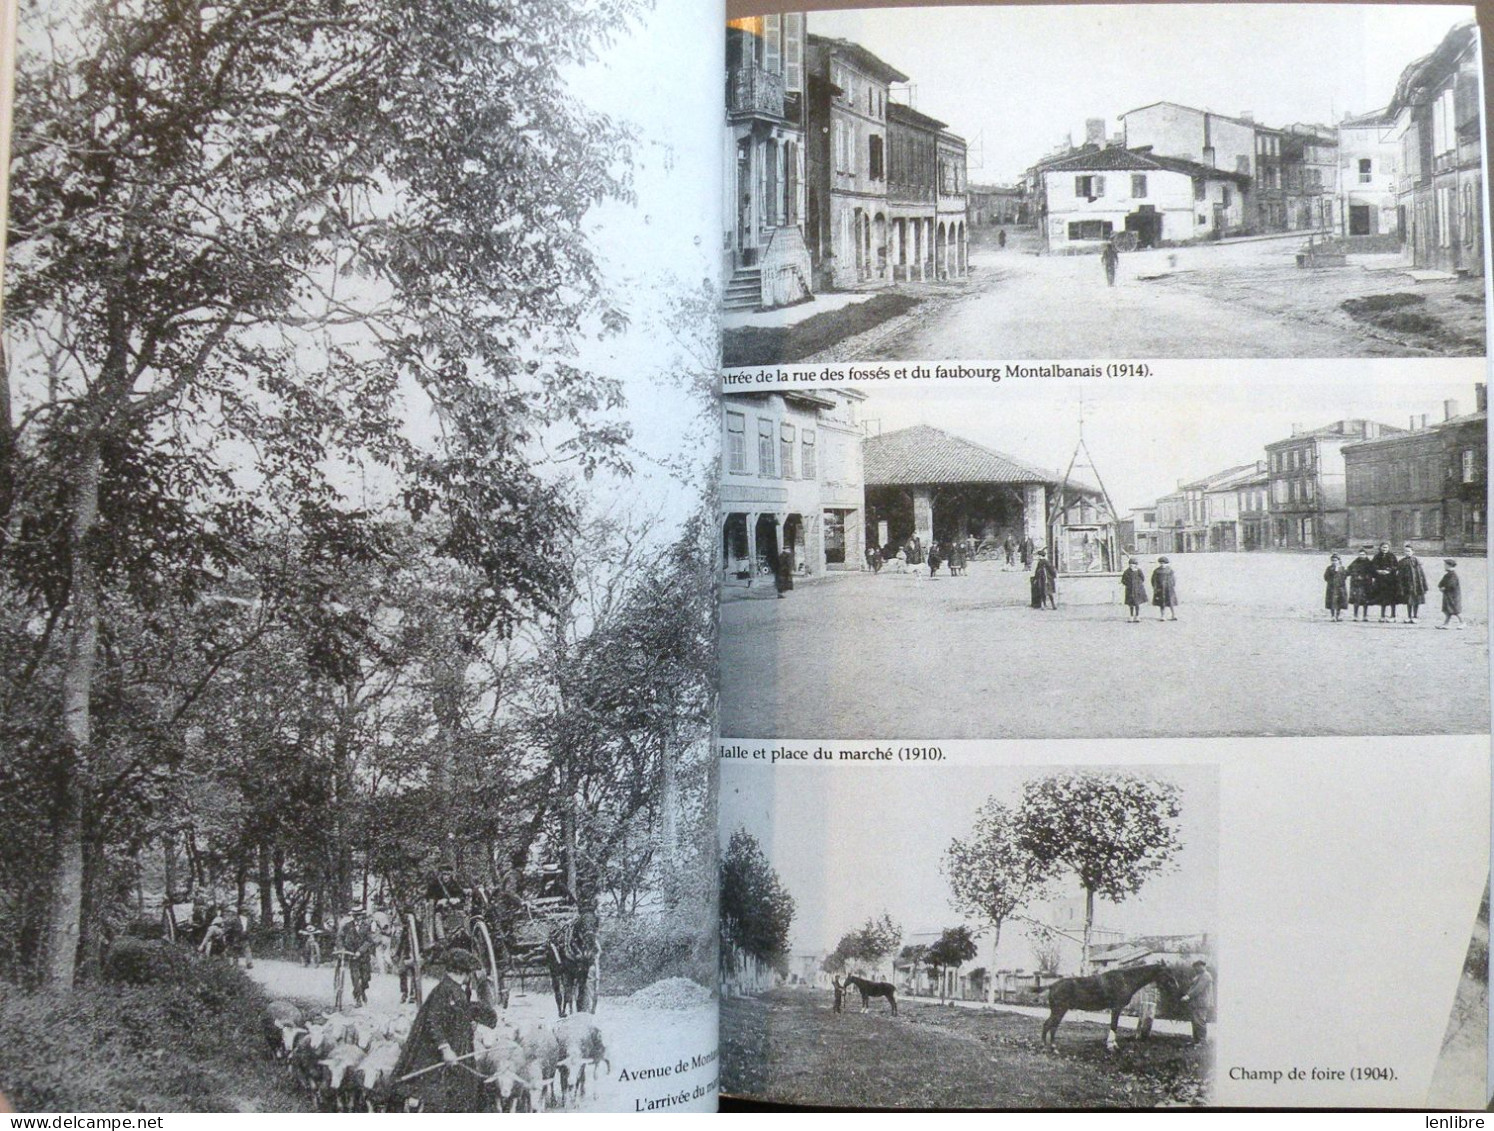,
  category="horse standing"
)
[842,974,898,1016]
[1037,963,1176,1050]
